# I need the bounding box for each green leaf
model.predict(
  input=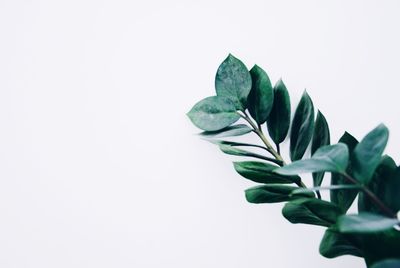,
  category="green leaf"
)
[359,156,400,215]
[276,143,349,175]
[352,124,389,184]
[233,161,300,184]
[219,144,282,165]
[199,124,252,139]
[245,184,314,204]
[319,228,363,258]
[291,185,361,197]
[215,54,252,110]
[266,79,291,145]
[311,111,331,154]
[187,96,240,131]
[211,140,267,151]
[311,111,330,187]
[290,91,315,161]
[337,213,399,234]
[282,198,343,227]
[247,65,274,124]
[371,259,400,268]
[361,229,400,265]
[331,132,359,212]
